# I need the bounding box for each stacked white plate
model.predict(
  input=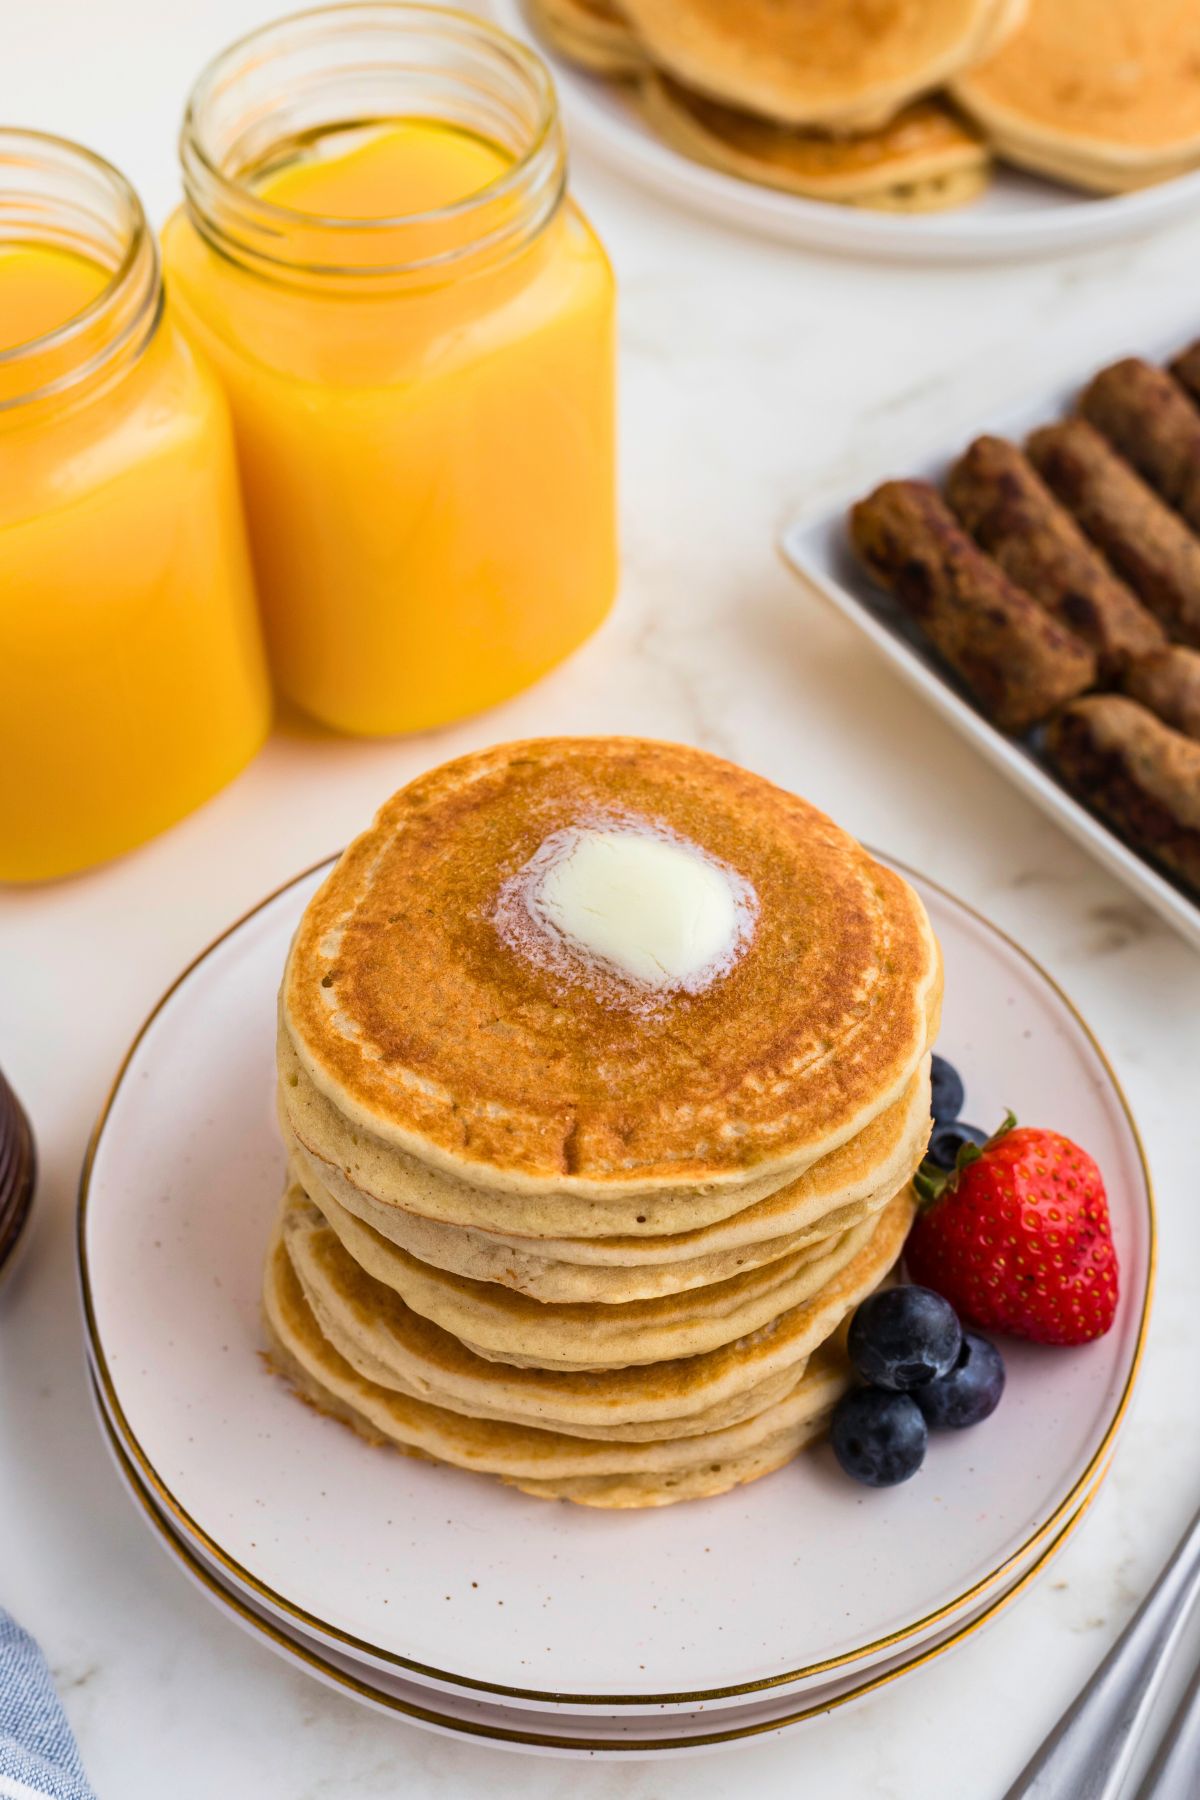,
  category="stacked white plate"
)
[79,859,1154,1759]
